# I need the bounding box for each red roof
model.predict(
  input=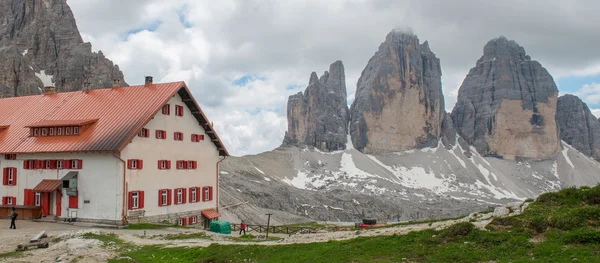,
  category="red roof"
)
[33,179,62,192]
[0,82,229,156]
[201,209,221,219]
